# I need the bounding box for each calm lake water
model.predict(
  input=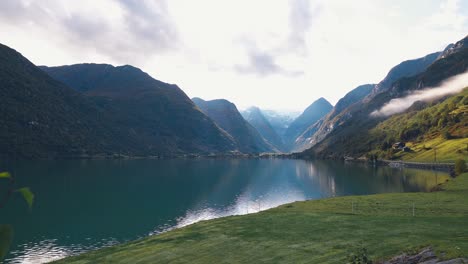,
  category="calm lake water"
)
[1,158,449,263]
